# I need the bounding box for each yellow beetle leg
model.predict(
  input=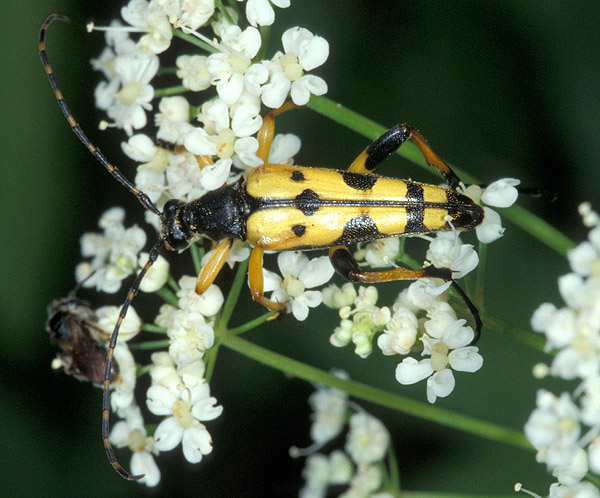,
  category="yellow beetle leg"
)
[195,238,233,295]
[256,101,300,164]
[348,124,462,190]
[194,154,214,171]
[248,247,287,312]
